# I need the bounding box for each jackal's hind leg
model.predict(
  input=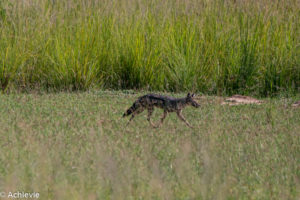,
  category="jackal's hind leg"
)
[176,110,193,128]
[147,107,156,128]
[157,110,168,128]
[126,107,145,126]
